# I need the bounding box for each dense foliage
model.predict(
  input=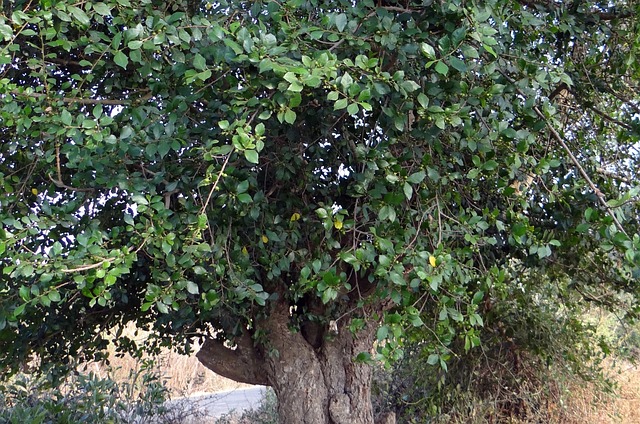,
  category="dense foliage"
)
[1,0,639,420]
[373,268,615,422]
[0,363,174,424]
